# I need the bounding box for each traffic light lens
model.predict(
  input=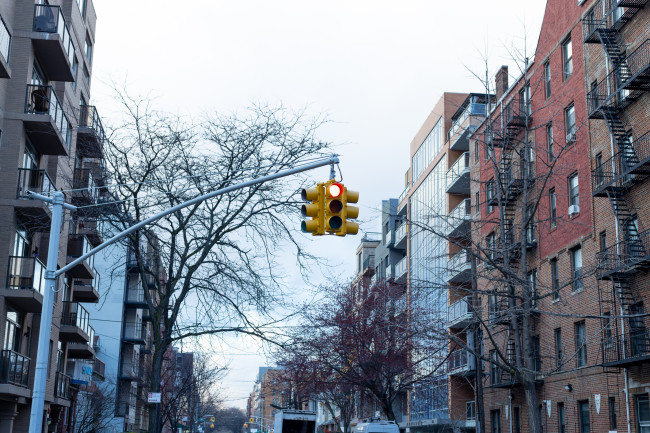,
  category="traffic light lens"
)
[328,183,343,197]
[329,199,342,213]
[328,216,343,229]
